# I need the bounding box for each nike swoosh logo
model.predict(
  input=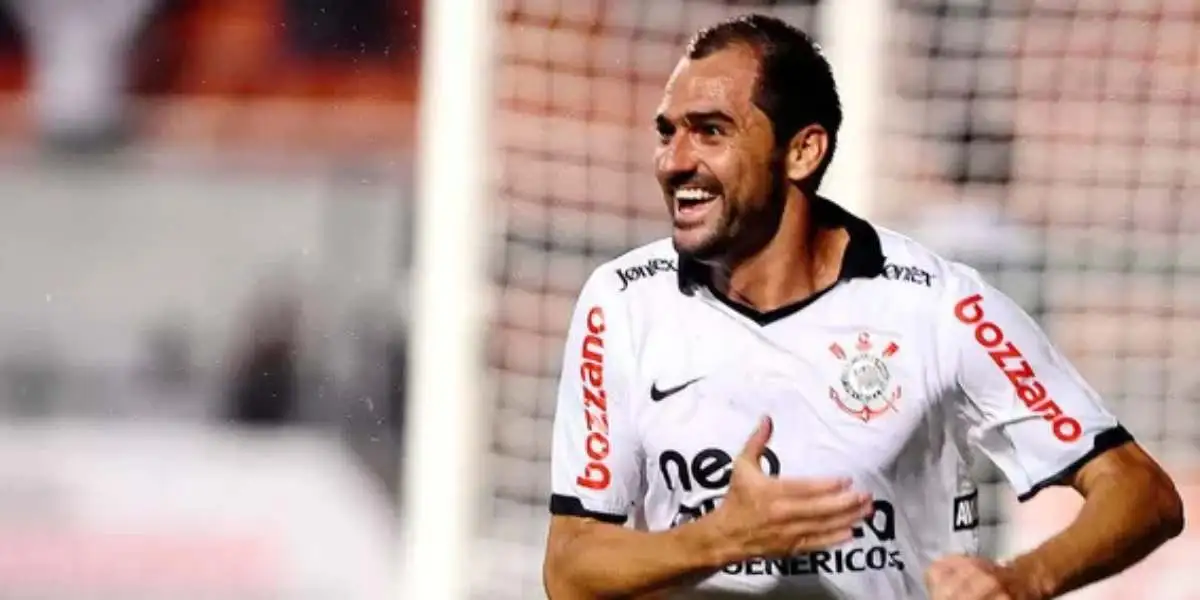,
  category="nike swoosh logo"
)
[650,378,702,402]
